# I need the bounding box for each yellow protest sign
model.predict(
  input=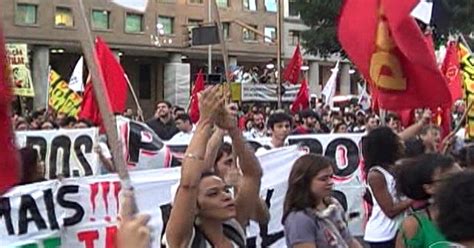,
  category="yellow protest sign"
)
[6,44,34,97]
[459,44,474,139]
[48,70,82,117]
